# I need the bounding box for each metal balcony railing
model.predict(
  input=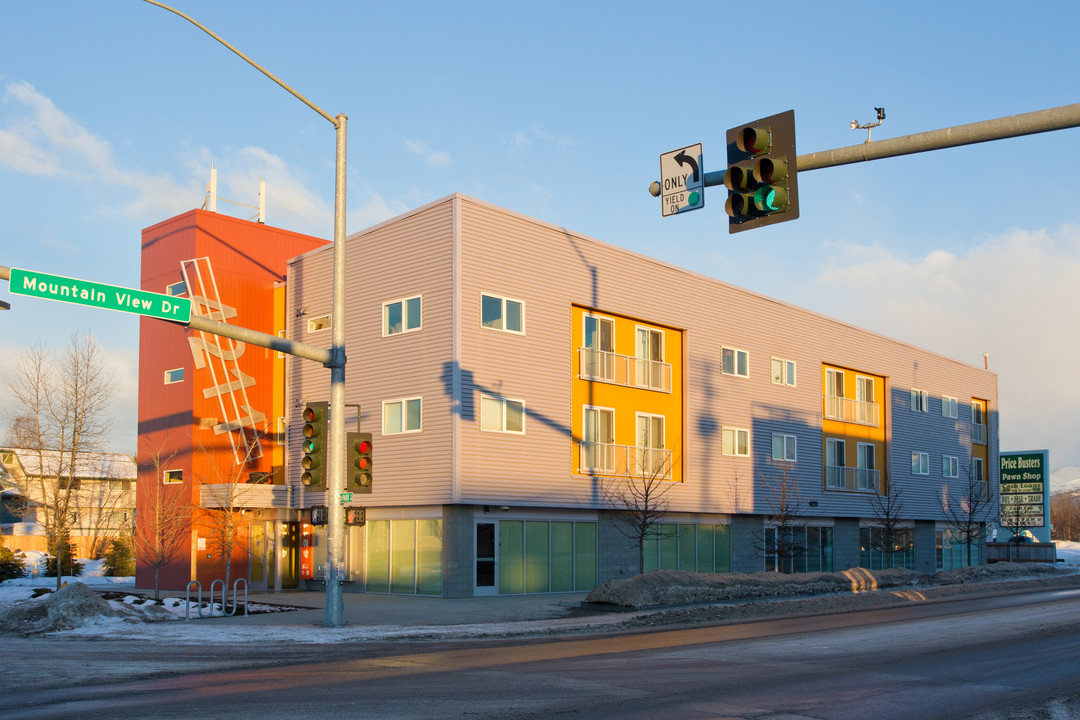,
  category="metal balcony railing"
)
[825,465,880,493]
[823,395,880,427]
[578,442,673,479]
[579,348,671,393]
